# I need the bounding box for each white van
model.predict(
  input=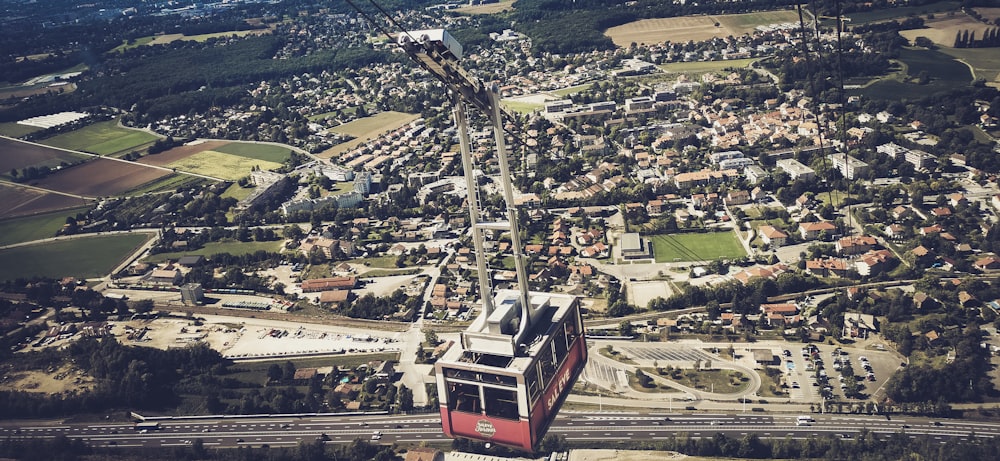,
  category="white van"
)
[796,415,814,426]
